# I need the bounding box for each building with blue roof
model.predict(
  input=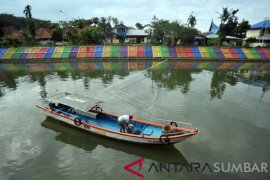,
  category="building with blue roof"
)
[246,19,270,47]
